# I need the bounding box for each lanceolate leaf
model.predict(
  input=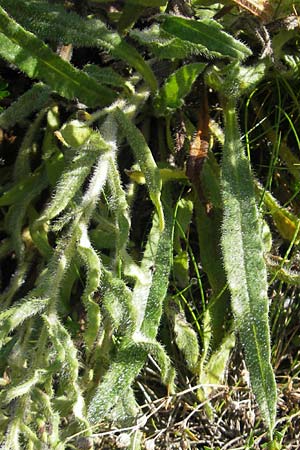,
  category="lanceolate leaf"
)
[0,6,116,107]
[130,24,202,60]
[220,97,277,436]
[161,16,252,60]
[83,65,127,89]
[0,0,158,91]
[36,132,109,225]
[0,298,49,349]
[77,224,102,353]
[113,40,158,91]
[0,83,51,129]
[88,187,174,423]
